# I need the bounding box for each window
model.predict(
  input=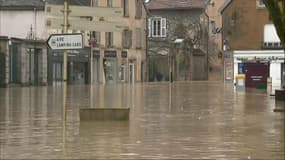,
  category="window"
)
[95,31,101,46]
[210,20,216,35]
[122,0,129,17]
[257,0,265,8]
[148,18,167,37]
[135,0,142,19]
[89,31,100,47]
[135,28,142,49]
[105,32,113,48]
[107,0,112,7]
[122,29,132,49]
[91,0,98,6]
